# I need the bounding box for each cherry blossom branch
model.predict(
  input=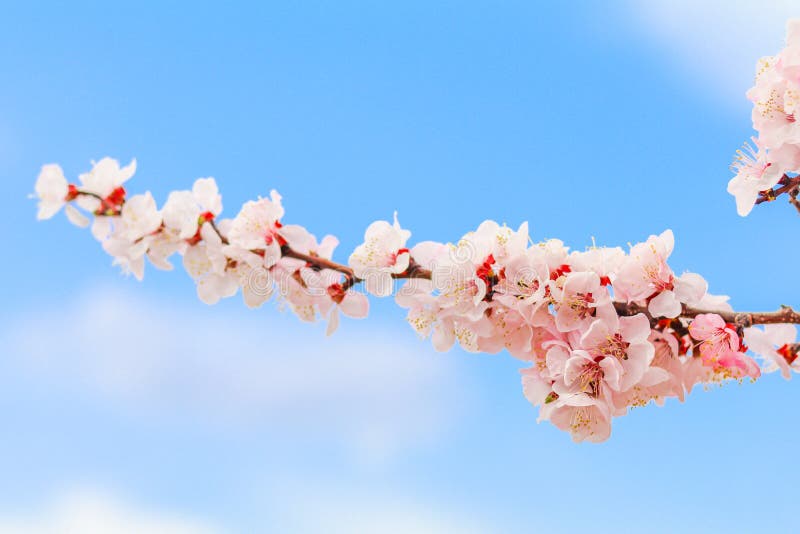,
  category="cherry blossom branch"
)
[754,174,800,208]
[277,250,800,328]
[281,247,432,290]
[34,157,800,444]
[220,236,800,330]
[614,302,800,327]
